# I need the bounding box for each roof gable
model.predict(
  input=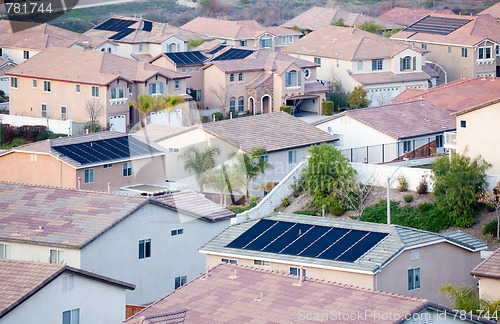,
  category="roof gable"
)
[471,248,500,279]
